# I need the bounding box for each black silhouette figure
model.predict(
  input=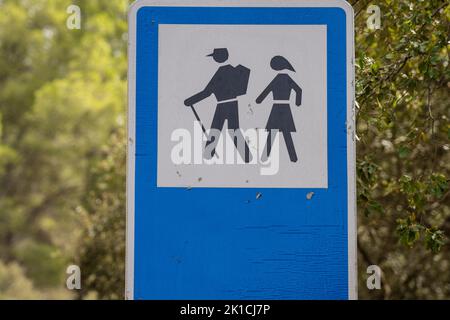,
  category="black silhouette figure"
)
[184,48,252,163]
[256,56,302,163]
